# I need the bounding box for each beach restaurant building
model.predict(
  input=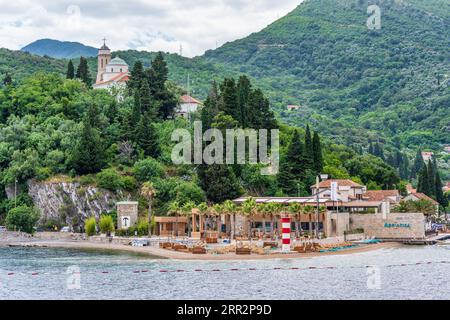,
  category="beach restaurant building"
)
[152,179,428,240]
[229,179,428,240]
